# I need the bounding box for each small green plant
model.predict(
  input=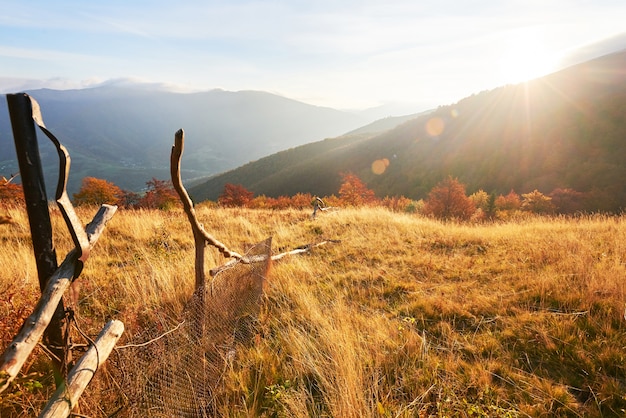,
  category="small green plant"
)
[263,379,292,414]
[0,371,50,416]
